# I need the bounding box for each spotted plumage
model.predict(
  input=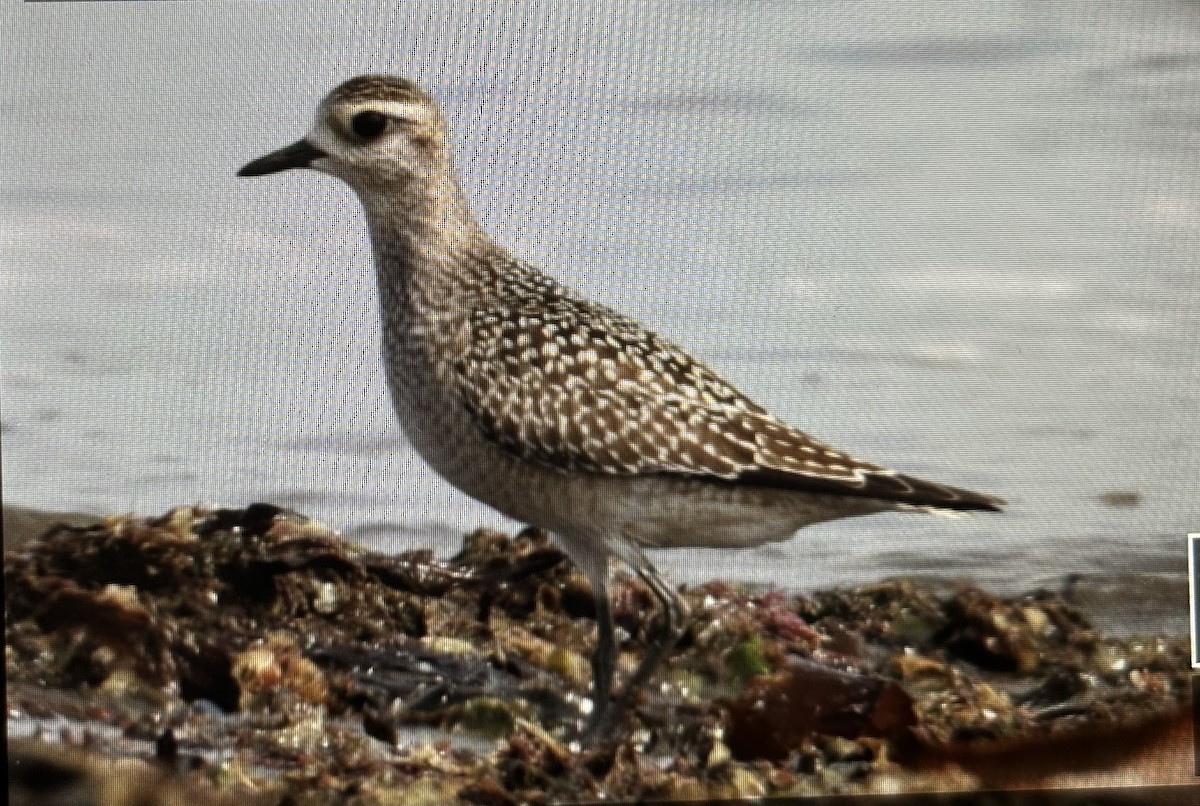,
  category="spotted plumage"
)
[455,259,996,511]
[239,74,1003,741]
